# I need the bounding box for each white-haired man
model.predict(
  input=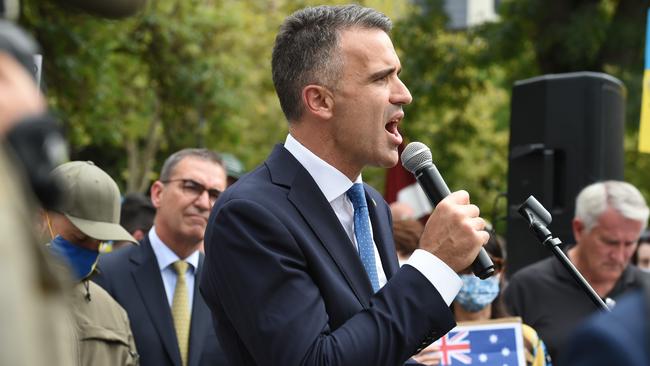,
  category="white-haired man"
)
[504,180,650,363]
